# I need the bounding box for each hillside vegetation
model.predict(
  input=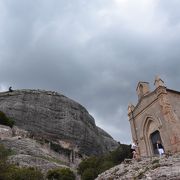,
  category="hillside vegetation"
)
[78,144,132,180]
[0,144,76,180]
[0,111,14,128]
